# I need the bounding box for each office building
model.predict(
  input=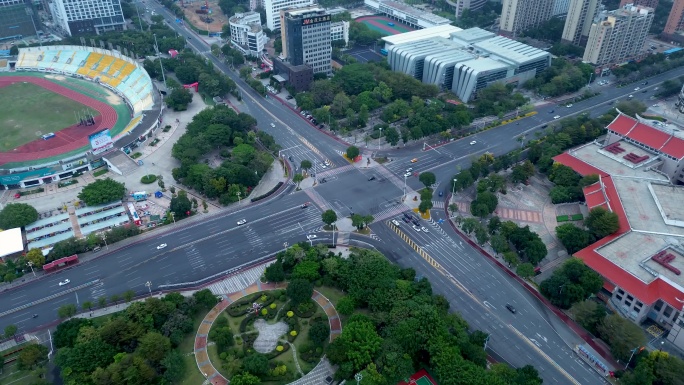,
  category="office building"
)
[330,20,349,46]
[664,0,684,36]
[0,0,41,41]
[452,0,488,18]
[364,0,451,29]
[387,27,550,102]
[229,12,268,56]
[554,112,684,351]
[262,0,314,30]
[562,0,600,46]
[47,0,125,36]
[499,0,554,36]
[583,3,653,66]
[620,0,659,8]
[552,0,571,17]
[281,6,331,75]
